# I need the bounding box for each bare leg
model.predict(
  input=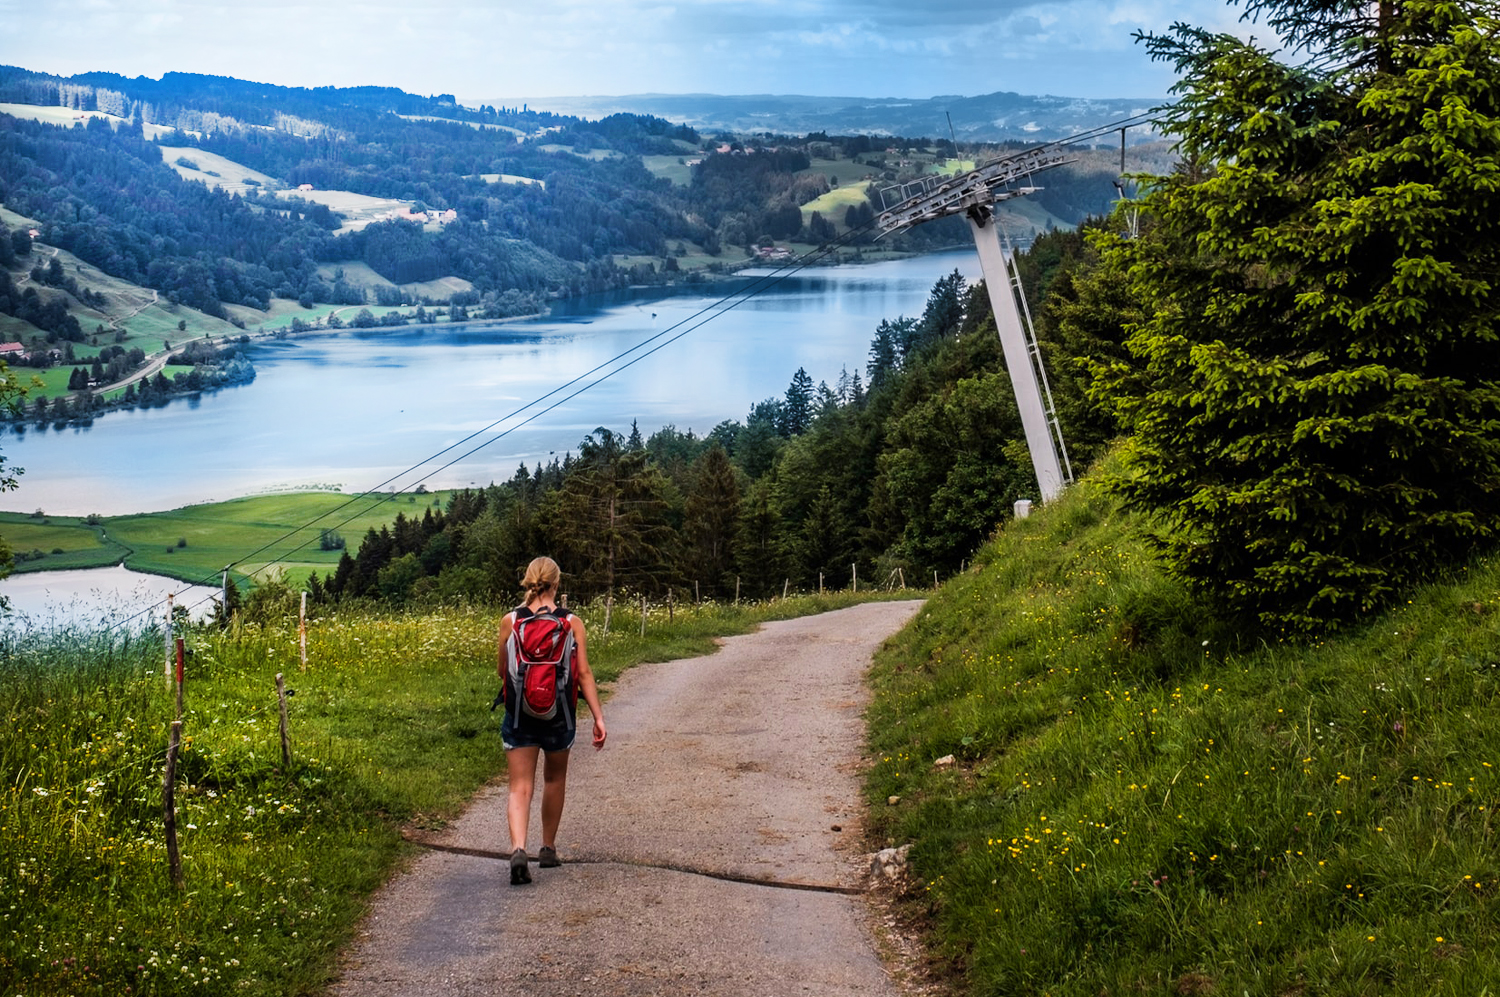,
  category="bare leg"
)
[540,749,570,849]
[506,746,540,852]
